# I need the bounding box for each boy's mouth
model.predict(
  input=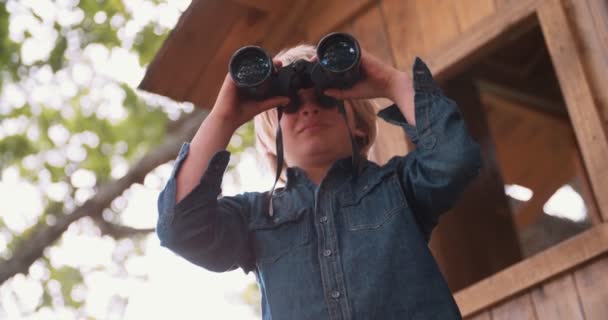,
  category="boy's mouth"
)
[299,121,327,133]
